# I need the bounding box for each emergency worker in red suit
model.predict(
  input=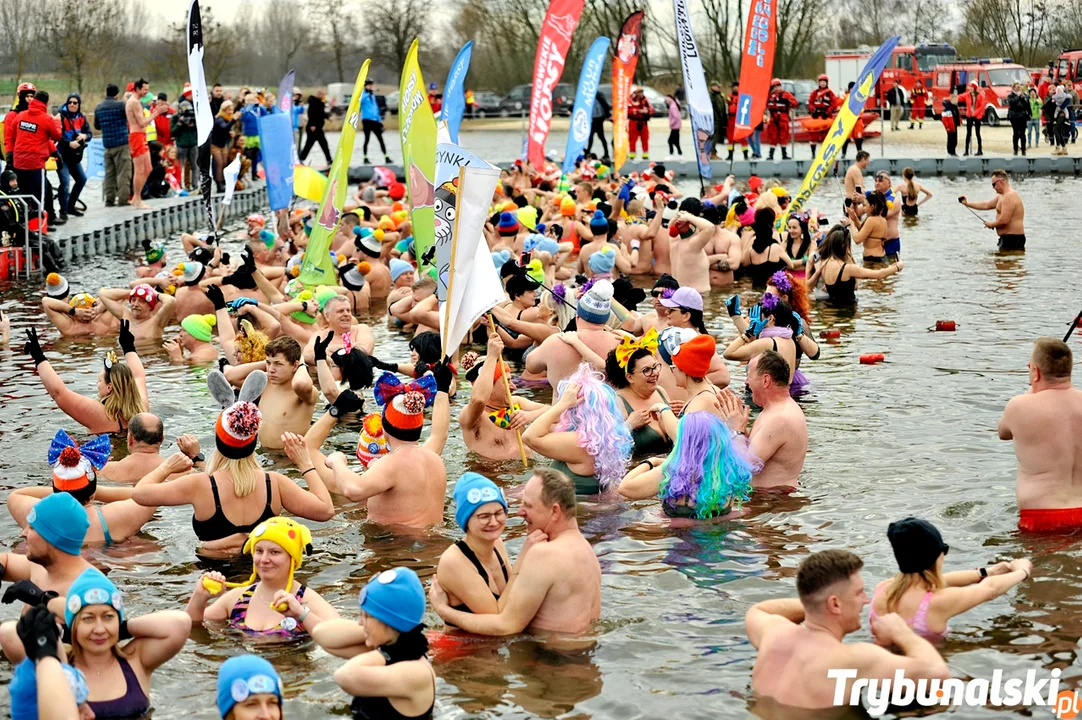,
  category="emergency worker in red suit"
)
[807,73,836,156]
[628,86,653,160]
[909,79,928,129]
[763,78,798,160]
